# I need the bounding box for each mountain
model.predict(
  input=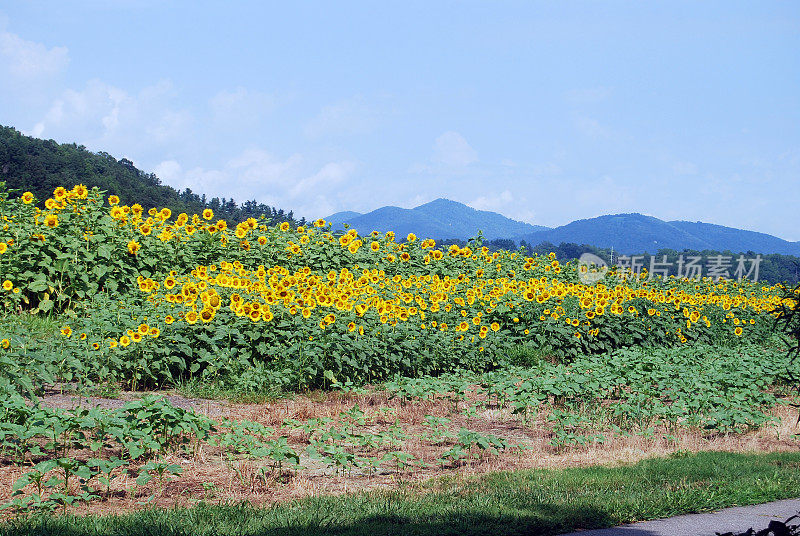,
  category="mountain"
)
[666,220,800,255]
[516,213,800,256]
[325,198,549,240]
[325,211,362,228]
